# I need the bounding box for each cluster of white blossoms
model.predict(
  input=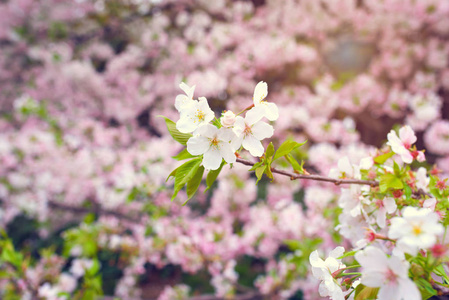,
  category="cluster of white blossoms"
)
[309,247,347,300]
[175,81,278,170]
